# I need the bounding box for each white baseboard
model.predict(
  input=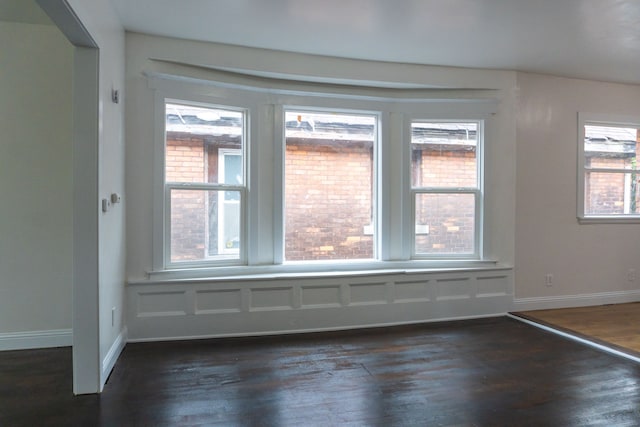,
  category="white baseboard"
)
[101,327,128,389]
[0,329,72,351]
[127,313,507,343]
[513,289,640,312]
